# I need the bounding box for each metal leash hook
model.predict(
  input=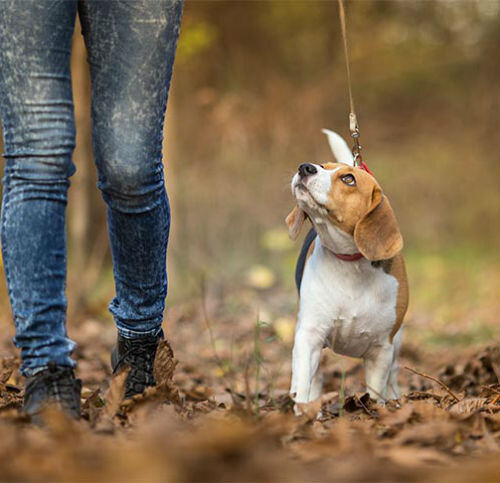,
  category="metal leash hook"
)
[349,111,373,175]
[349,112,362,167]
[351,133,362,167]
